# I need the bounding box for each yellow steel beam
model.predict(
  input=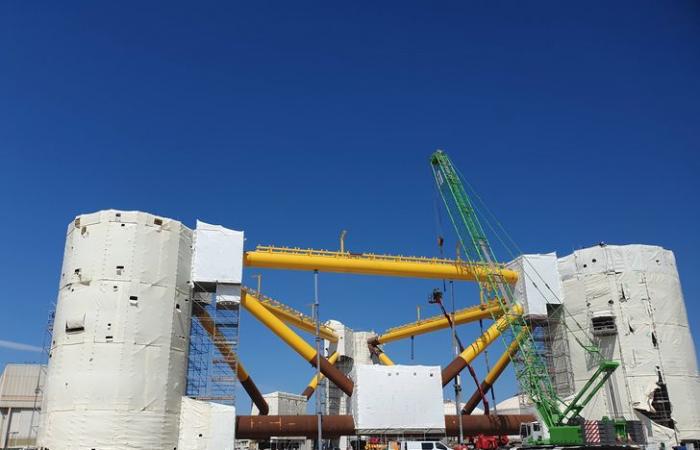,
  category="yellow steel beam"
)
[248,289,338,343]
[368,343,395,366]
[244,246,518,283]
[370,301,503,345]
[241,289,354,396]
[301,351,340,399]
[378,352,395,366]
[462,327,528,414]
[441,304,523,386]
